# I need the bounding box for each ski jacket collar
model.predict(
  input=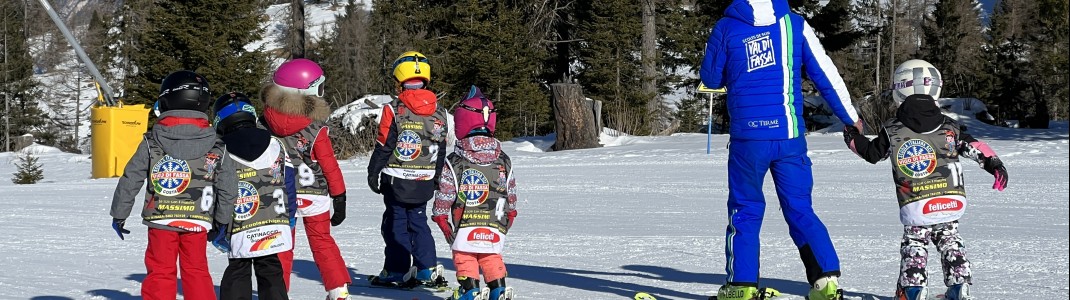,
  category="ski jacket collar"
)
[397,88,439,116]
[726,0,791,27]
[263,106,312,137]
[151,110,218,160]
[896,94,946,133]
[261,83,330,121]
[455,136,502,165]
[221,127,272,162]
